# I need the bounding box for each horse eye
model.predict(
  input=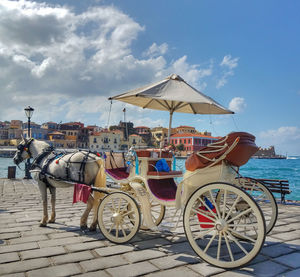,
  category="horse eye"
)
[17,145,24,150]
